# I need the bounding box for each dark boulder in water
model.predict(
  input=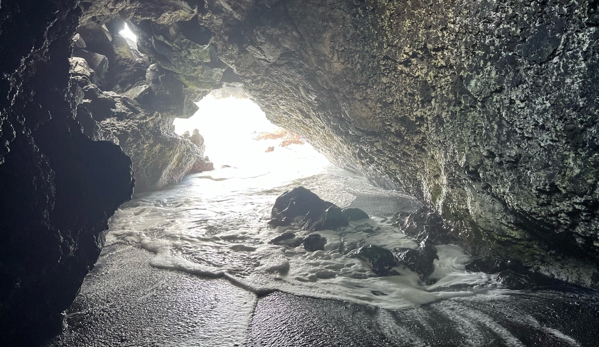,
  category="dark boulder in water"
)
[465,257,563,289]
[269,232,304,248]
[319,205,349,230]
[271,187,330,227]
[394,241,439,280]
[271,187,362,231]
[304,234,327,252]
[342,208,370,221]
[354,245,397,275]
